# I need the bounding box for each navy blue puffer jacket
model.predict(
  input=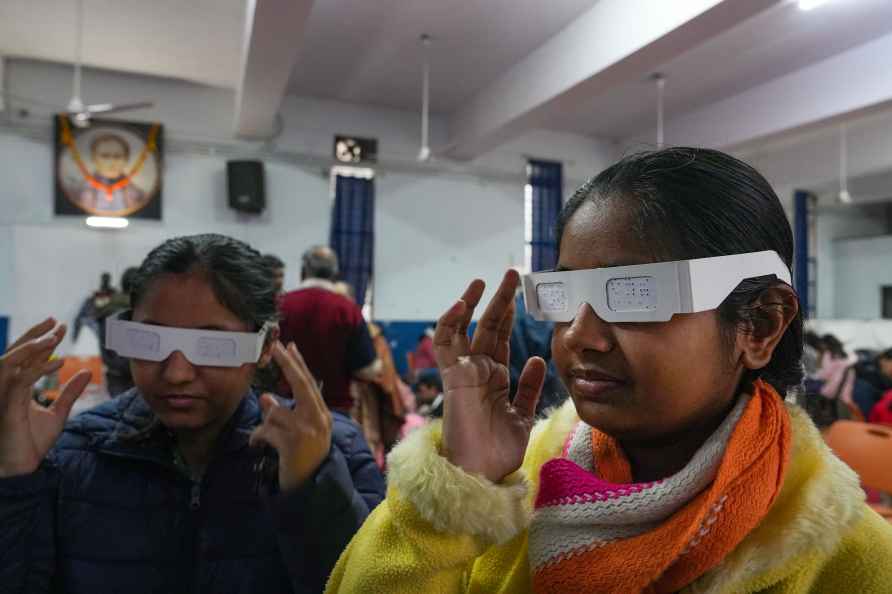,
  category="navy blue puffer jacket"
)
[0,389,385,593]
